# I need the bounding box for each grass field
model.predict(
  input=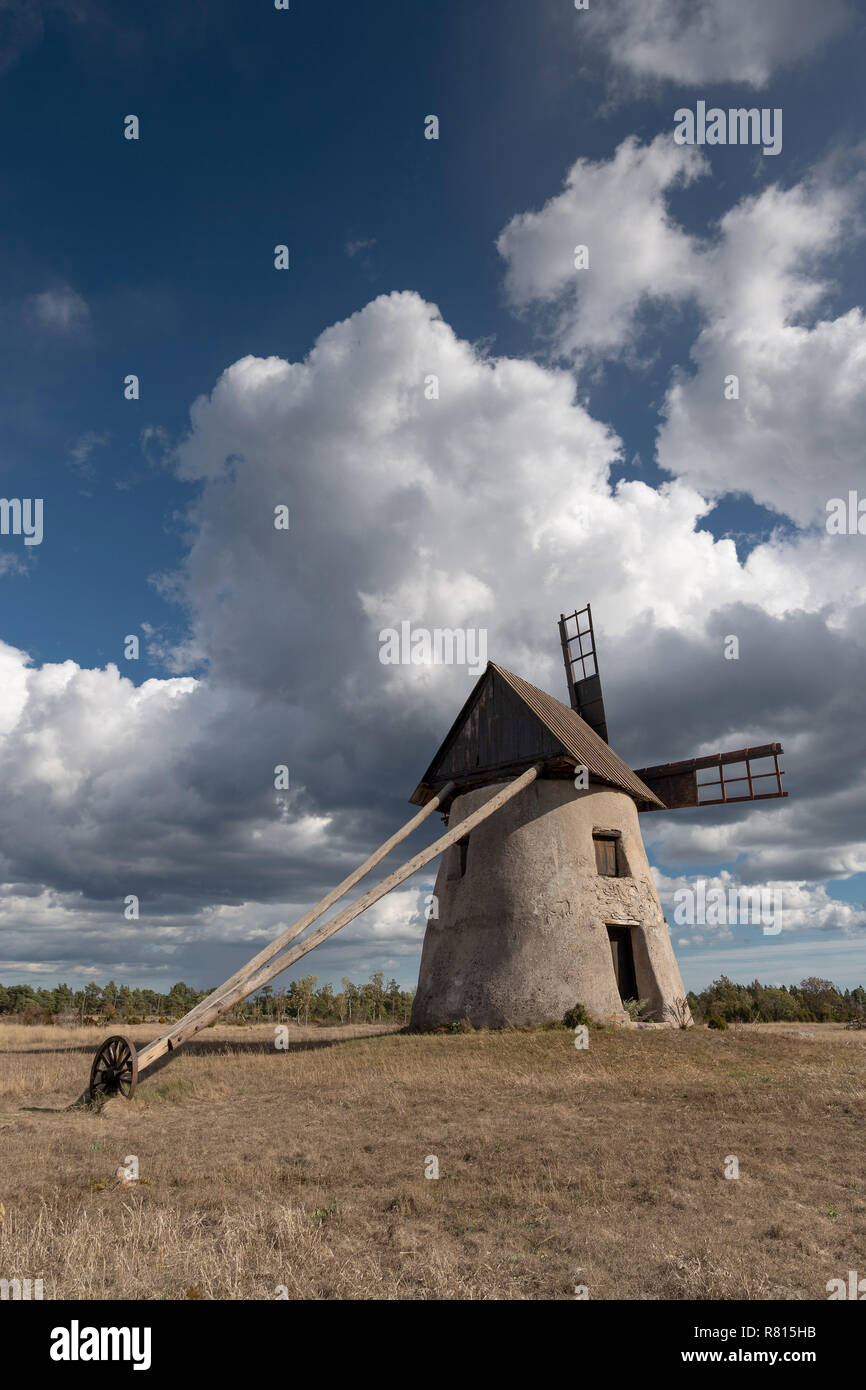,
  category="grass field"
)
[0,1019,863,1300]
